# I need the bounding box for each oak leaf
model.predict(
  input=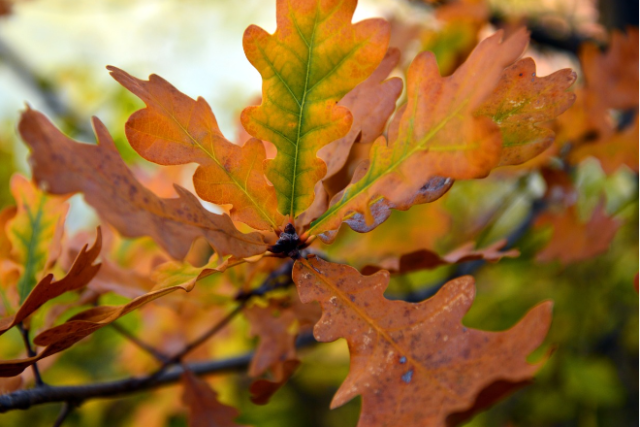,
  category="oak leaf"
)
[569,115,639,174]
[109,67,283,231]
[361,238,519,276]
[535,203,620,265]
[475,57,576,166]
[241,0,390,218]
[18,108,267,260]
[181,370,246,427]
[5,174,69,303]
[580,28,639,111]
[308,30,531,240]
[293,256,552,427]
